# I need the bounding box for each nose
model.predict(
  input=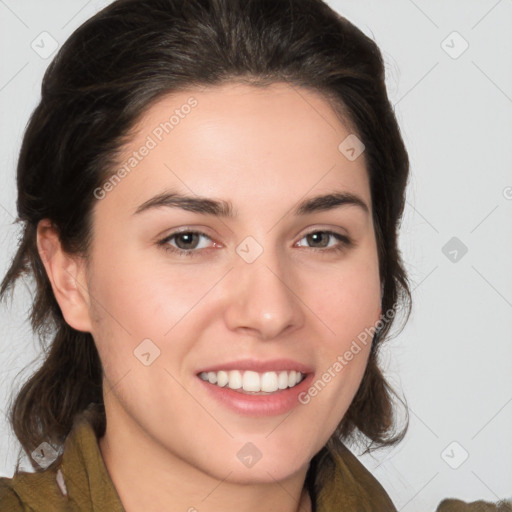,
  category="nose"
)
[222,248,305,340]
